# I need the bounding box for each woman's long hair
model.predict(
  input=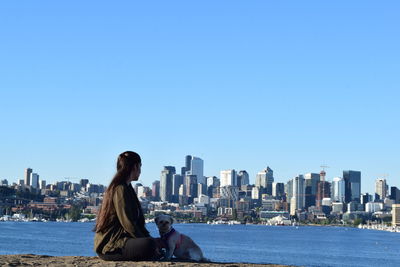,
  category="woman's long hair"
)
[94,151,141,233]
